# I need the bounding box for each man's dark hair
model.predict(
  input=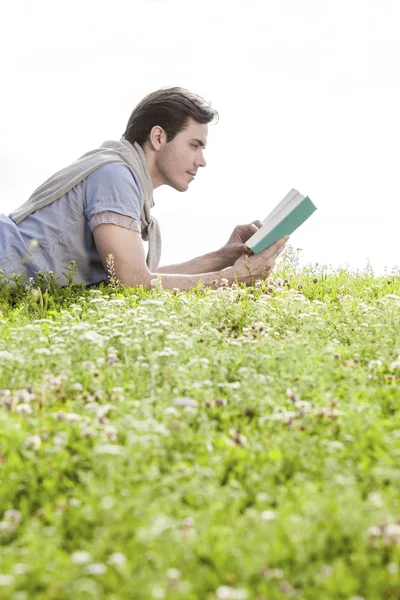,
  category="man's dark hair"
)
[122,87,218,147]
